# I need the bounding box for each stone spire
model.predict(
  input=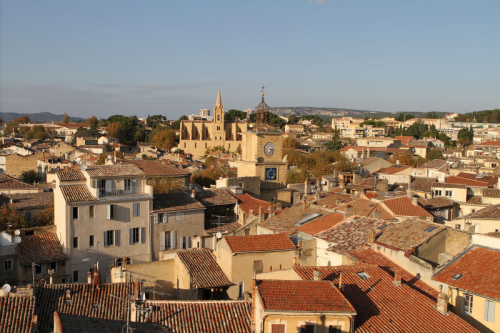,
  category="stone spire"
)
[216,89,222,107]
